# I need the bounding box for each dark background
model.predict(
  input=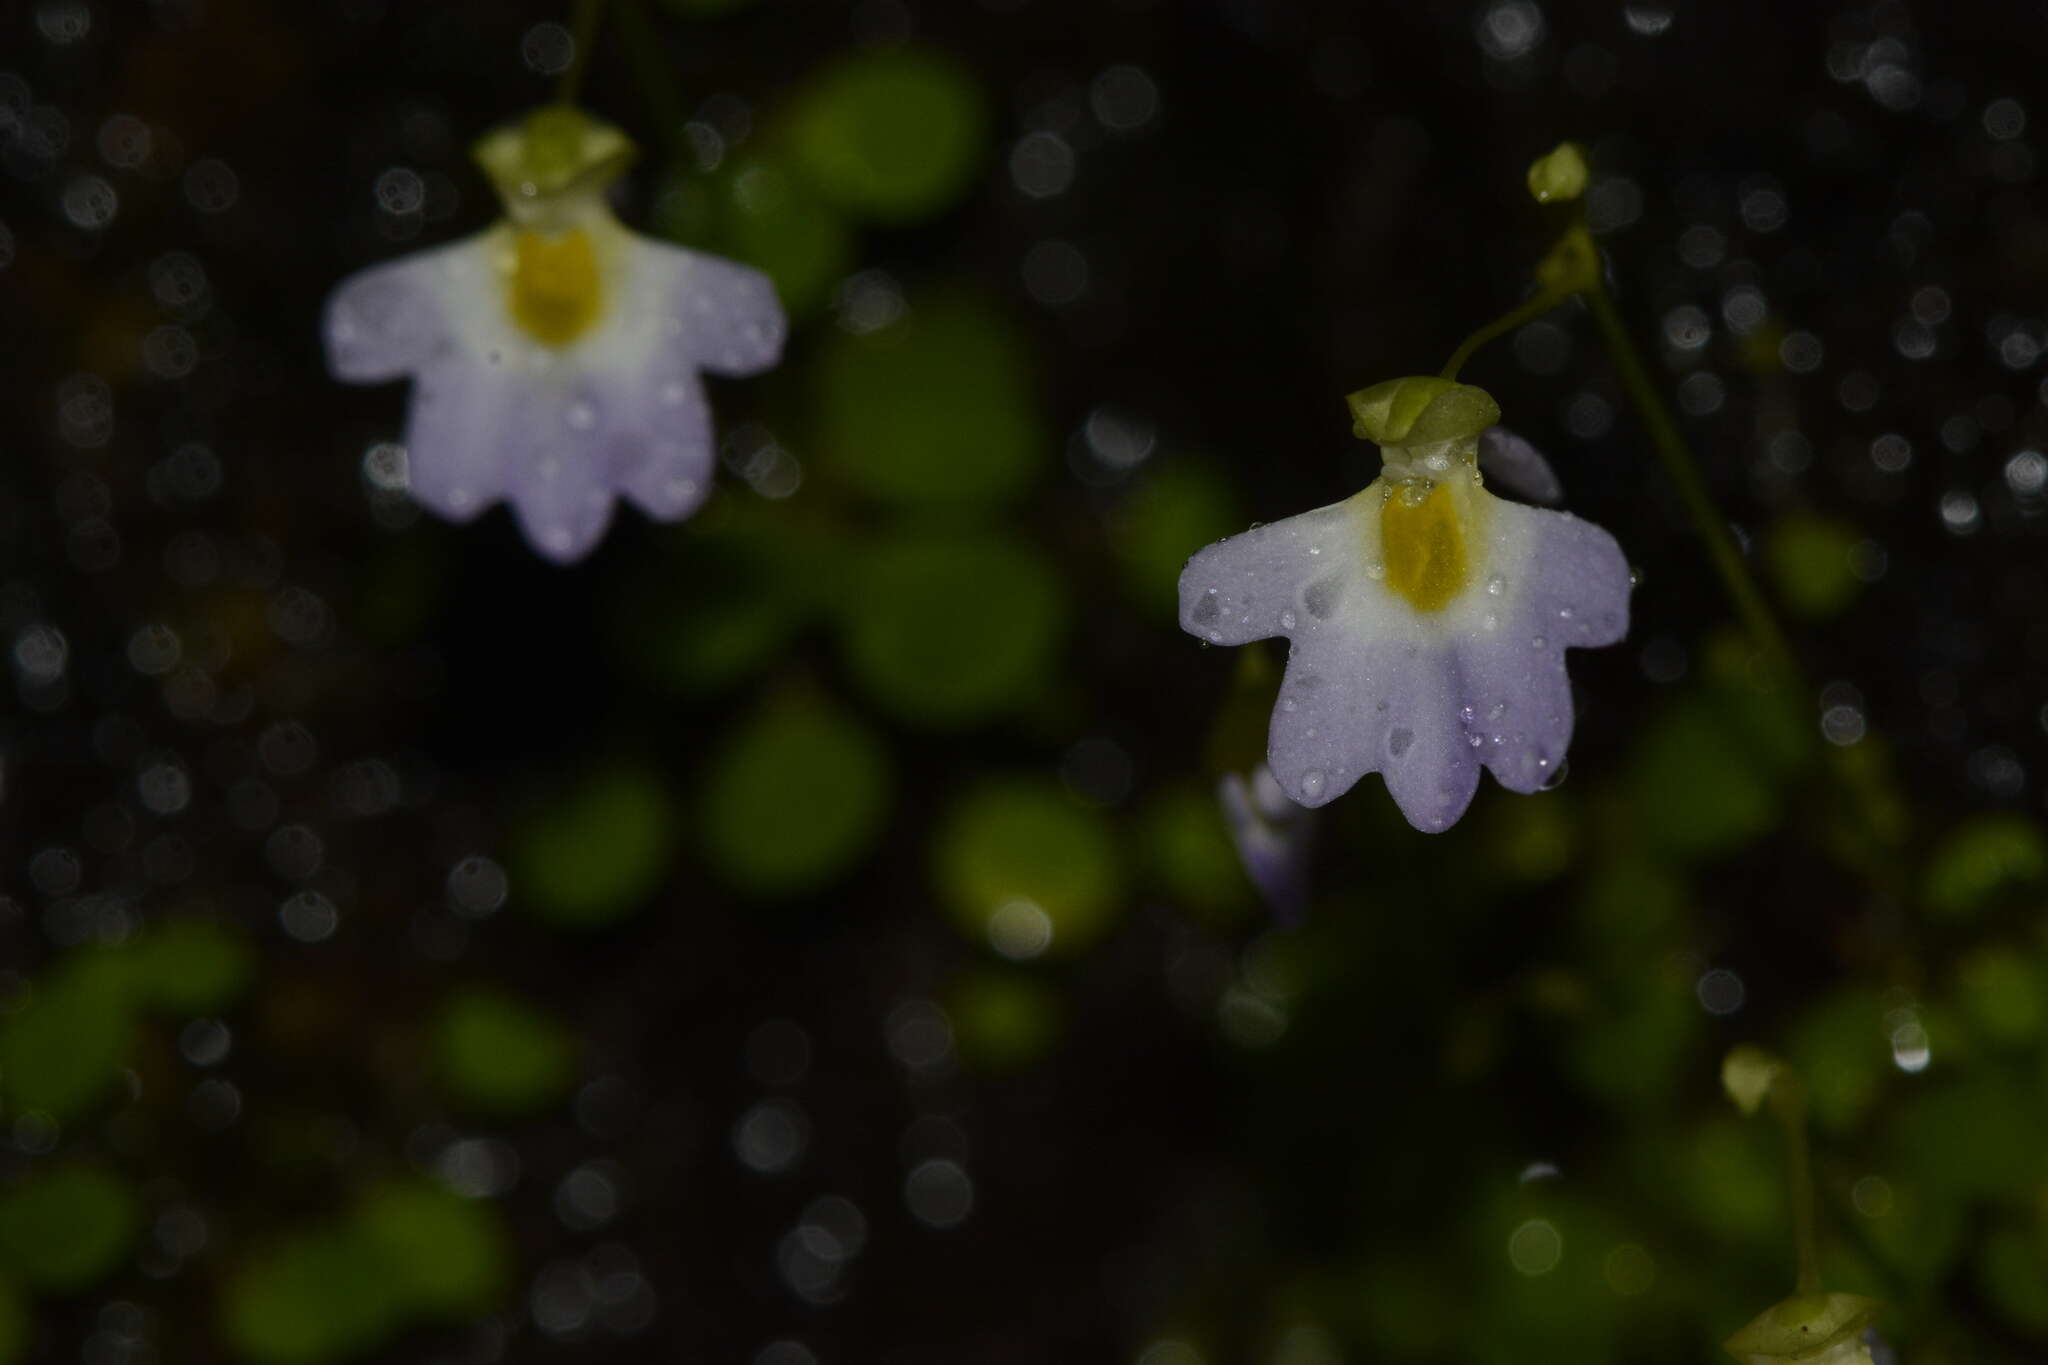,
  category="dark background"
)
[3,0,2047,1361]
